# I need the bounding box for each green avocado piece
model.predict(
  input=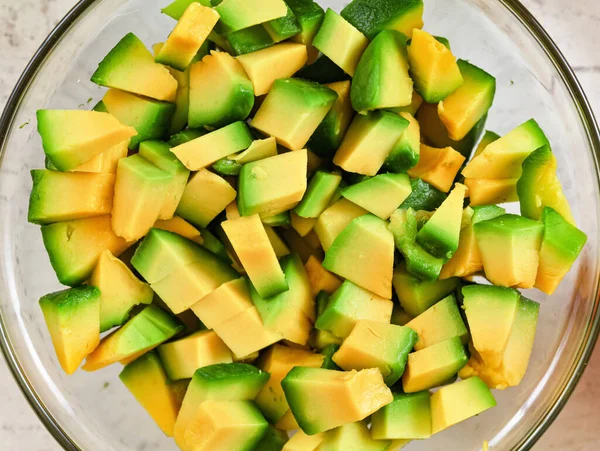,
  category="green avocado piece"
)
[342,173,412,220]
[371,391,432,440]
[263,5,302,43]
[341,0,424,40]
[286,0,325,46]
[161,0,211,20]
[226,25,274,56]
[252,425,288,451]
[321,343,342,370]
[295,170,343,218]
[295,55,350,84]
[351,30,413,114]
[383,112,420,173]
[400,178,447,211]
[168,129,206,146]
[212,158,243,176]
[319,422,391,451]
[261,211,291,227]
[215,0,289,33]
